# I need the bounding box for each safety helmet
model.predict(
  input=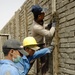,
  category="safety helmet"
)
[23,37,38,47]
[31,5,47,15]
